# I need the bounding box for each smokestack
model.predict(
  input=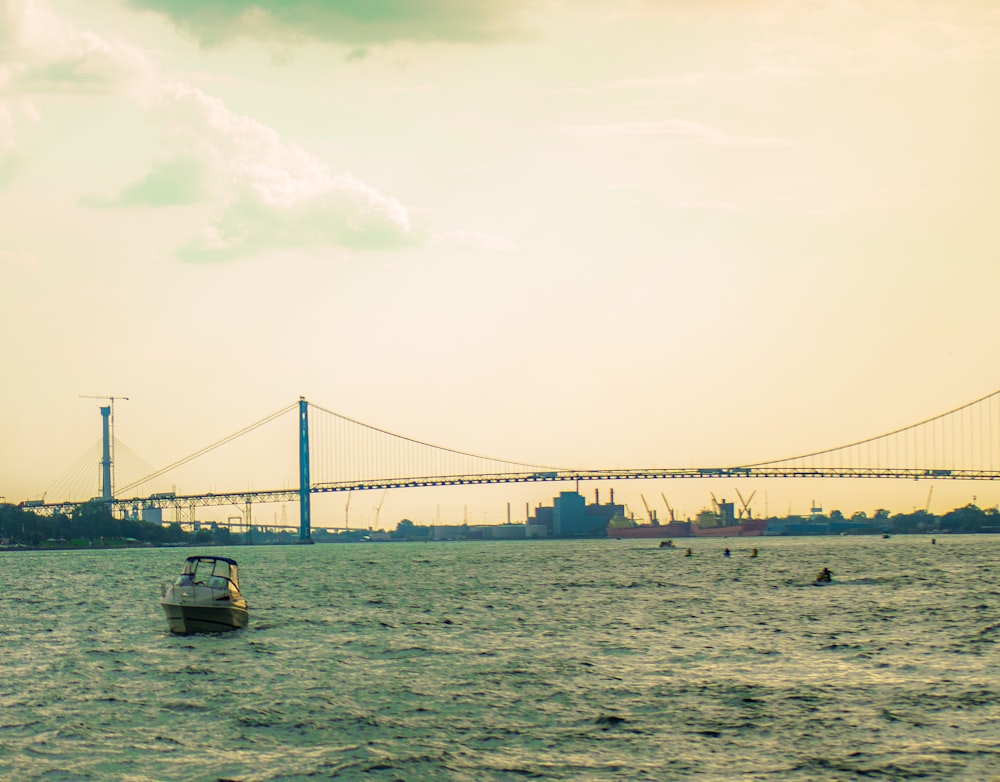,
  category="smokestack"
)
[610,488,615,504]
[595,488,600,504]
